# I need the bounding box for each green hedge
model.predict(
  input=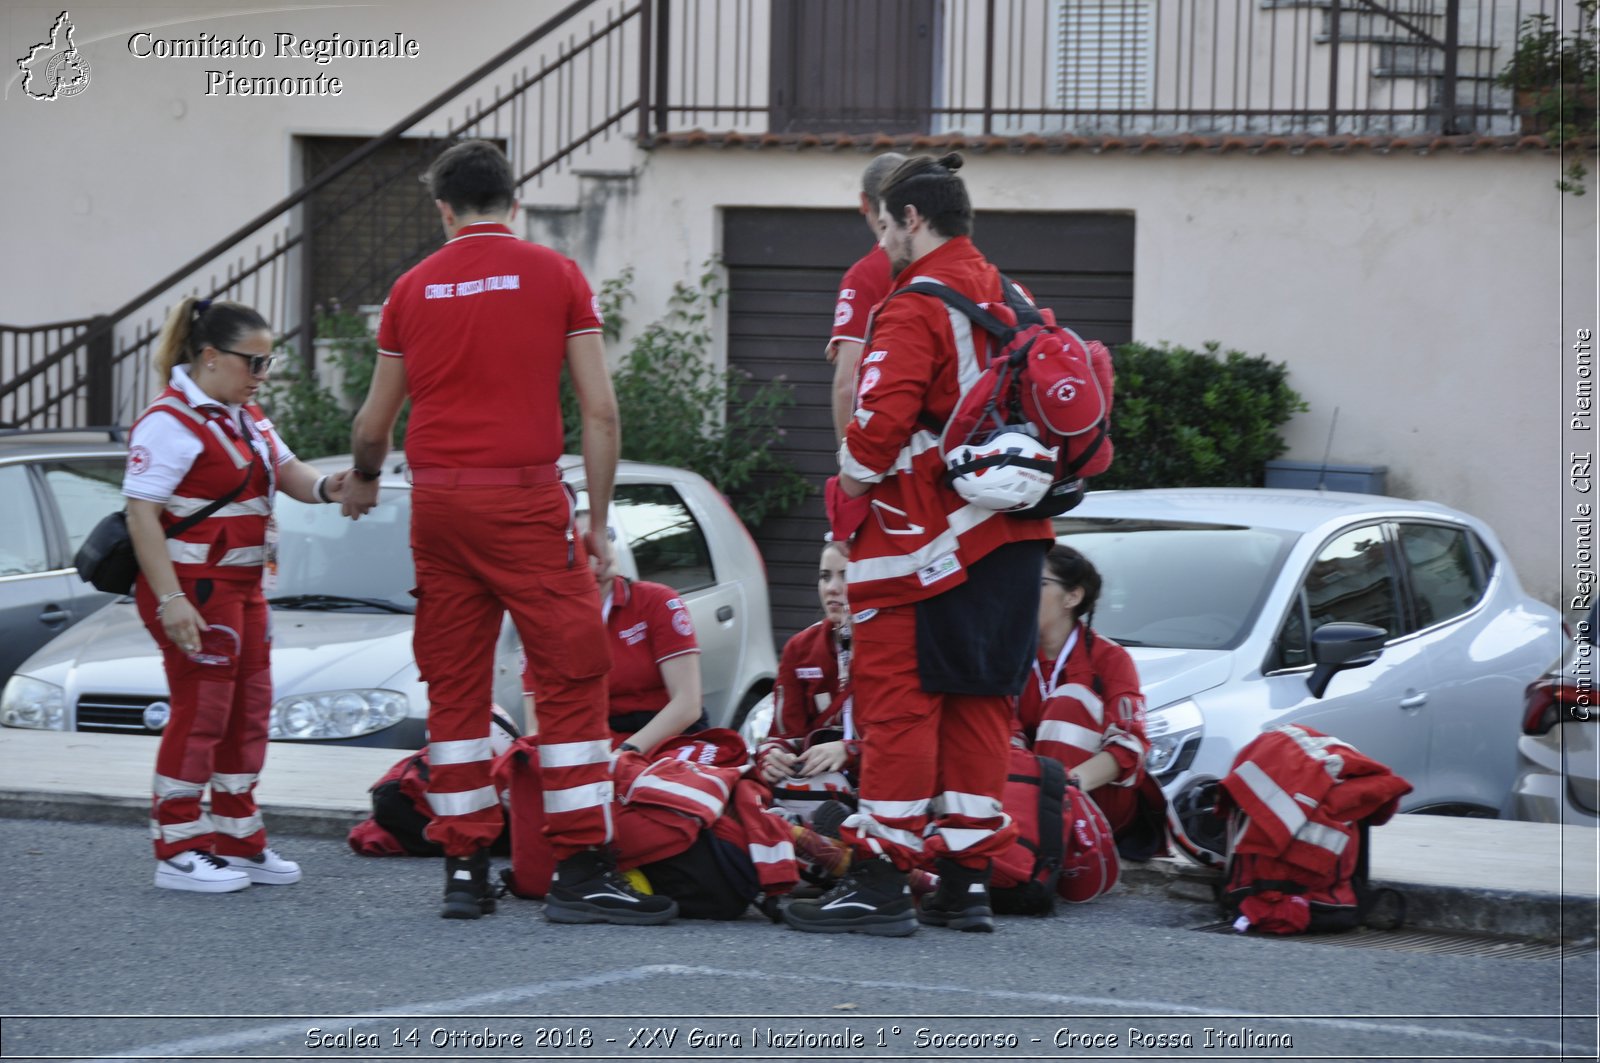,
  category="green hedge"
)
[1095,341,1308,490]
